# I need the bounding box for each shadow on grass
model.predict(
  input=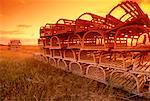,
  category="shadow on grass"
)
[0,57,149,101]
